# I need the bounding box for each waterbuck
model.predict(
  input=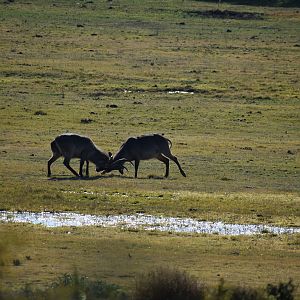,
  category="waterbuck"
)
[106,134,186,178]
[47,133,126,177]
